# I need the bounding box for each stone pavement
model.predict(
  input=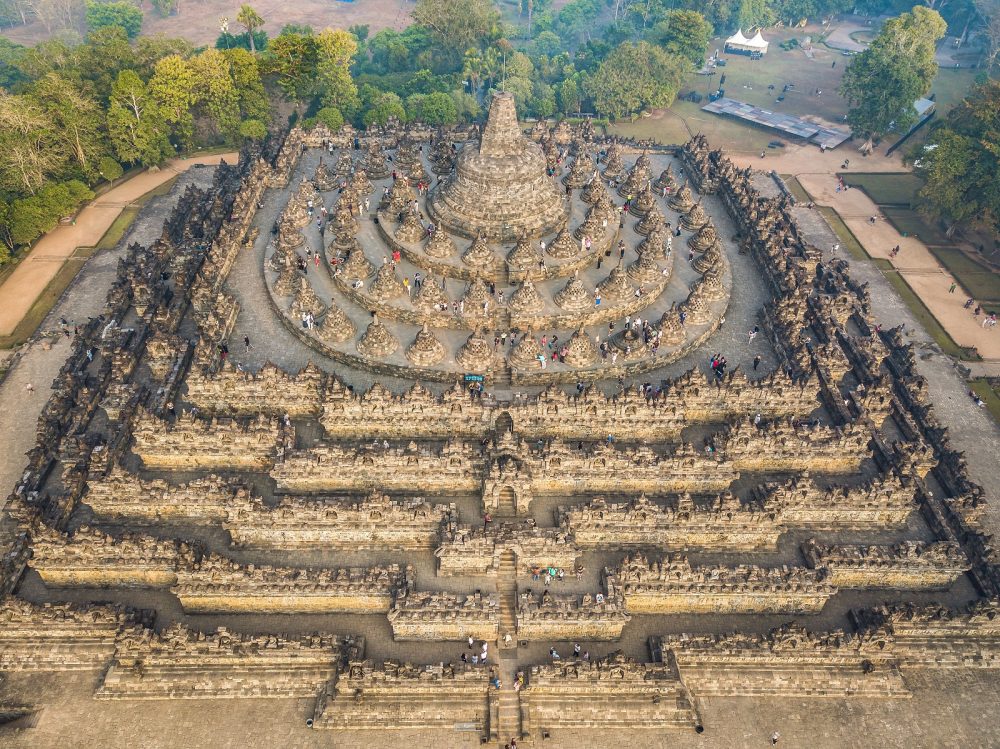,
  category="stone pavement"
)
[796,172,1000,365]
[0,153,237,337]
